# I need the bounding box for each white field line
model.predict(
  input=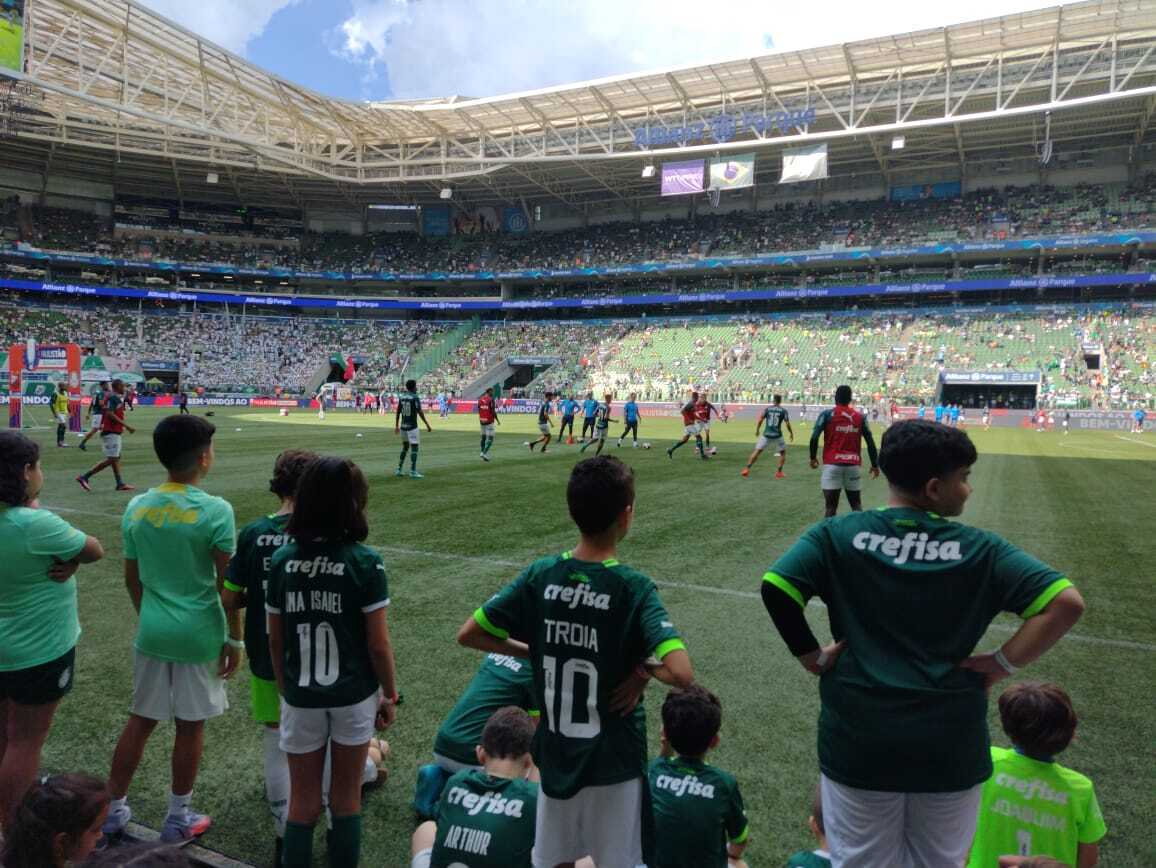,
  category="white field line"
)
[44,506,1155,654]
[1115,435,1156,449]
